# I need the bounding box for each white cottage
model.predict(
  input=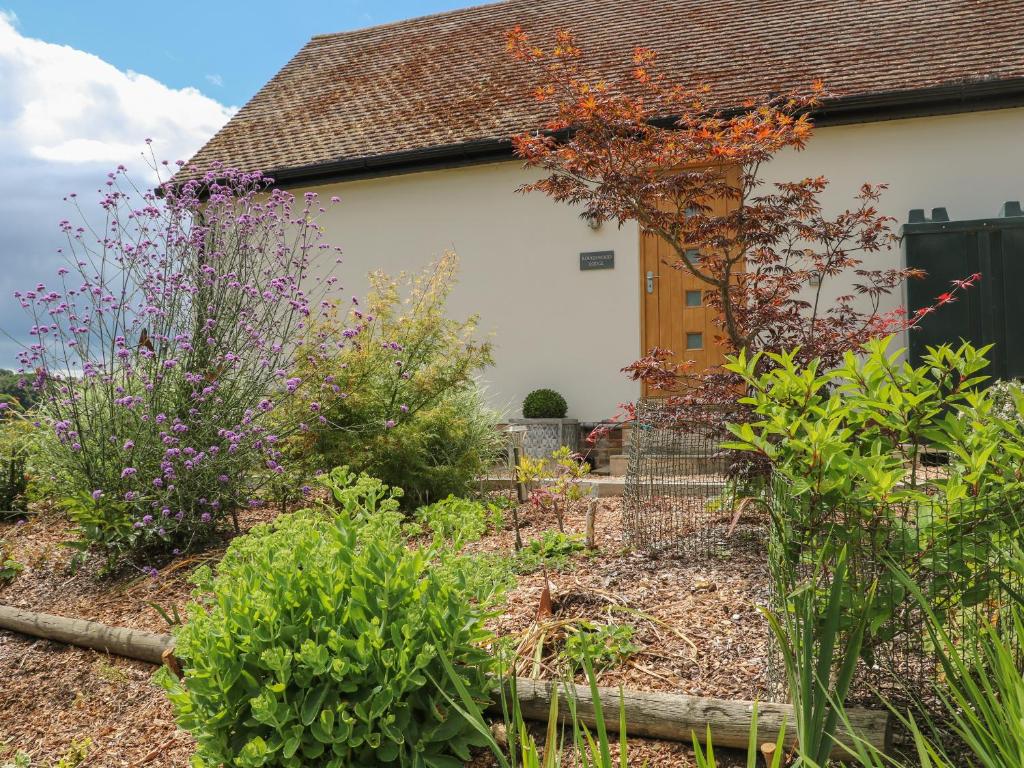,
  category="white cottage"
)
[183,0,1024,422]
